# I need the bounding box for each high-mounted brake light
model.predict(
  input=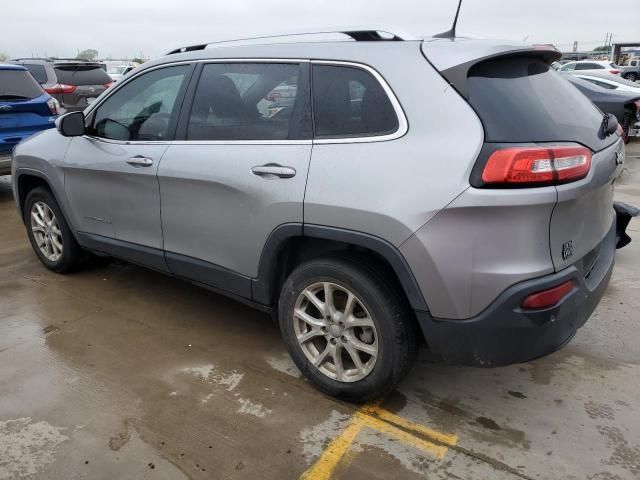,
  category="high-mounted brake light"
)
[521,280,574,310]
[482,146,592,186]
[44,83,77,95]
